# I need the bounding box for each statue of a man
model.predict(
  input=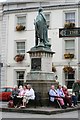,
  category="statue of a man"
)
[34,7,51,48]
